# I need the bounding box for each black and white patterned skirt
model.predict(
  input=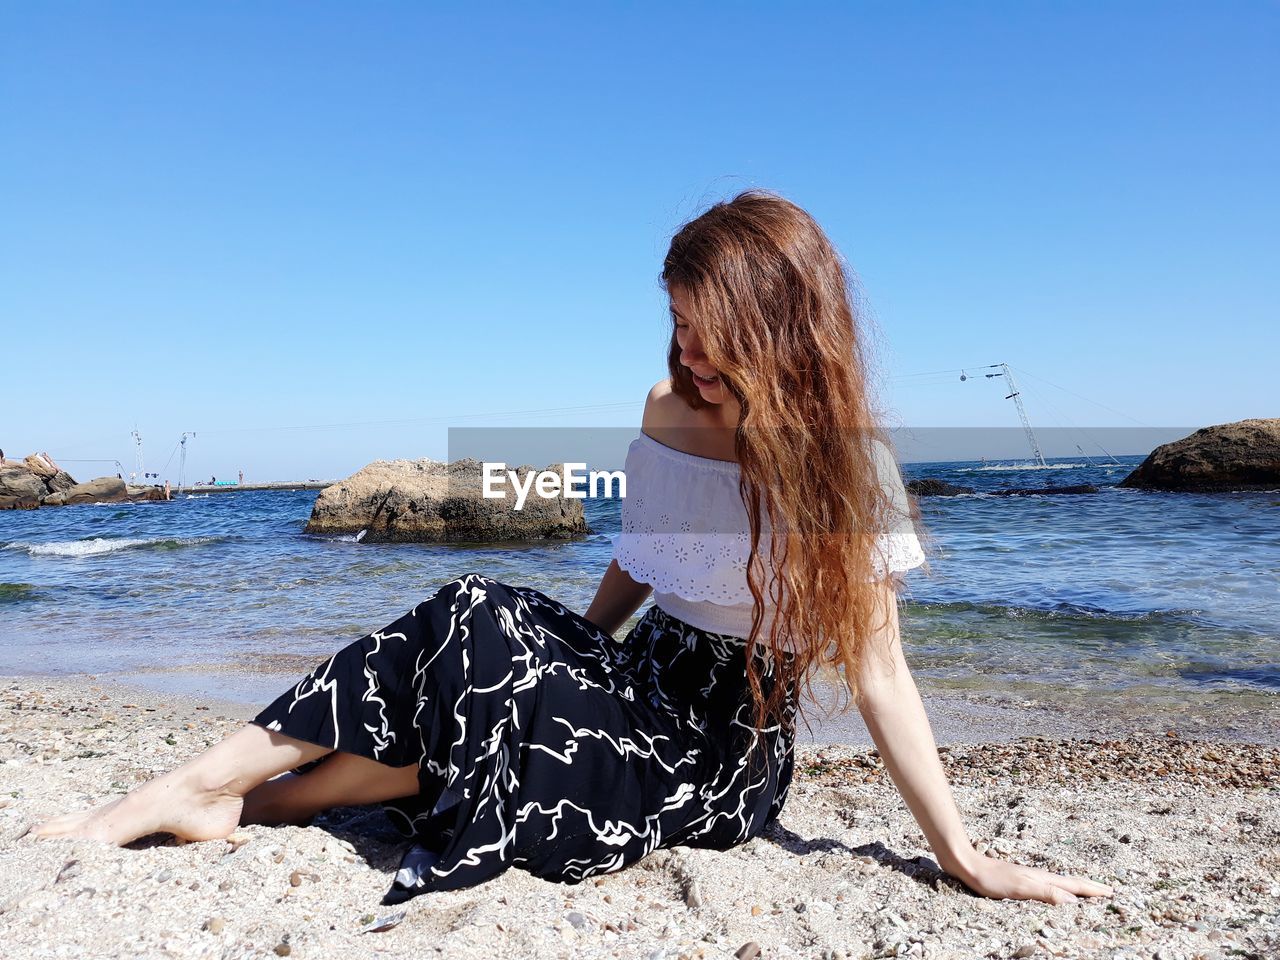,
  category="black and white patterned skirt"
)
[250,573,797,905]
